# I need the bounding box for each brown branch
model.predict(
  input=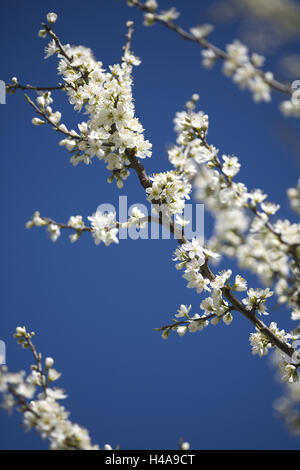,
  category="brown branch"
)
[155,313,217,332]
[125,148,152,189]
[6,83,65,93]
[198,133,300,271]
